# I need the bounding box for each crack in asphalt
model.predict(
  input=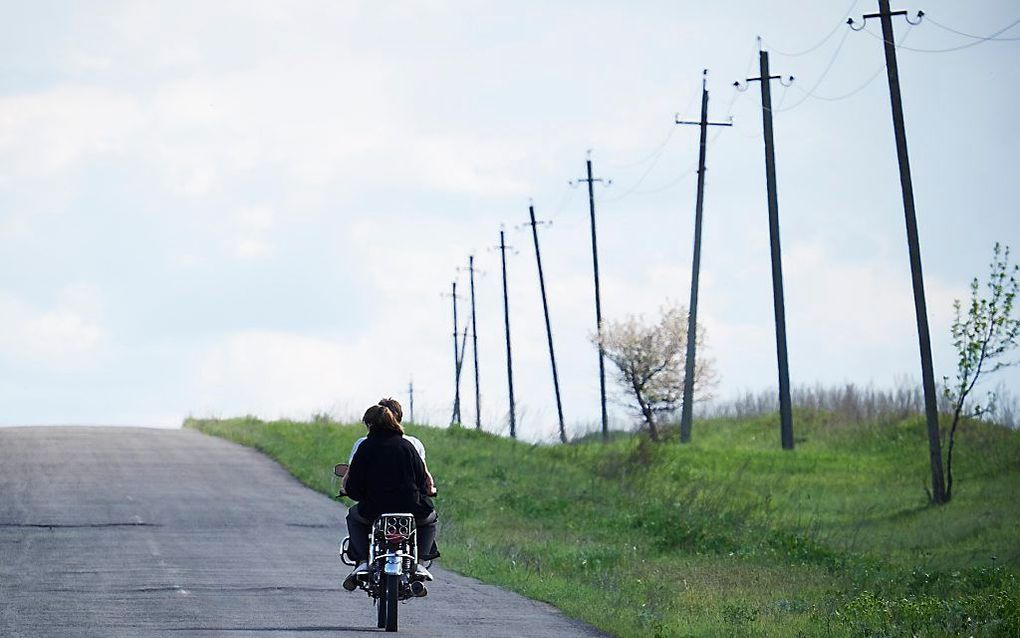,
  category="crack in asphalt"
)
[0,522,161,528]
[21,586,340,594]
[165,627,379,633]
